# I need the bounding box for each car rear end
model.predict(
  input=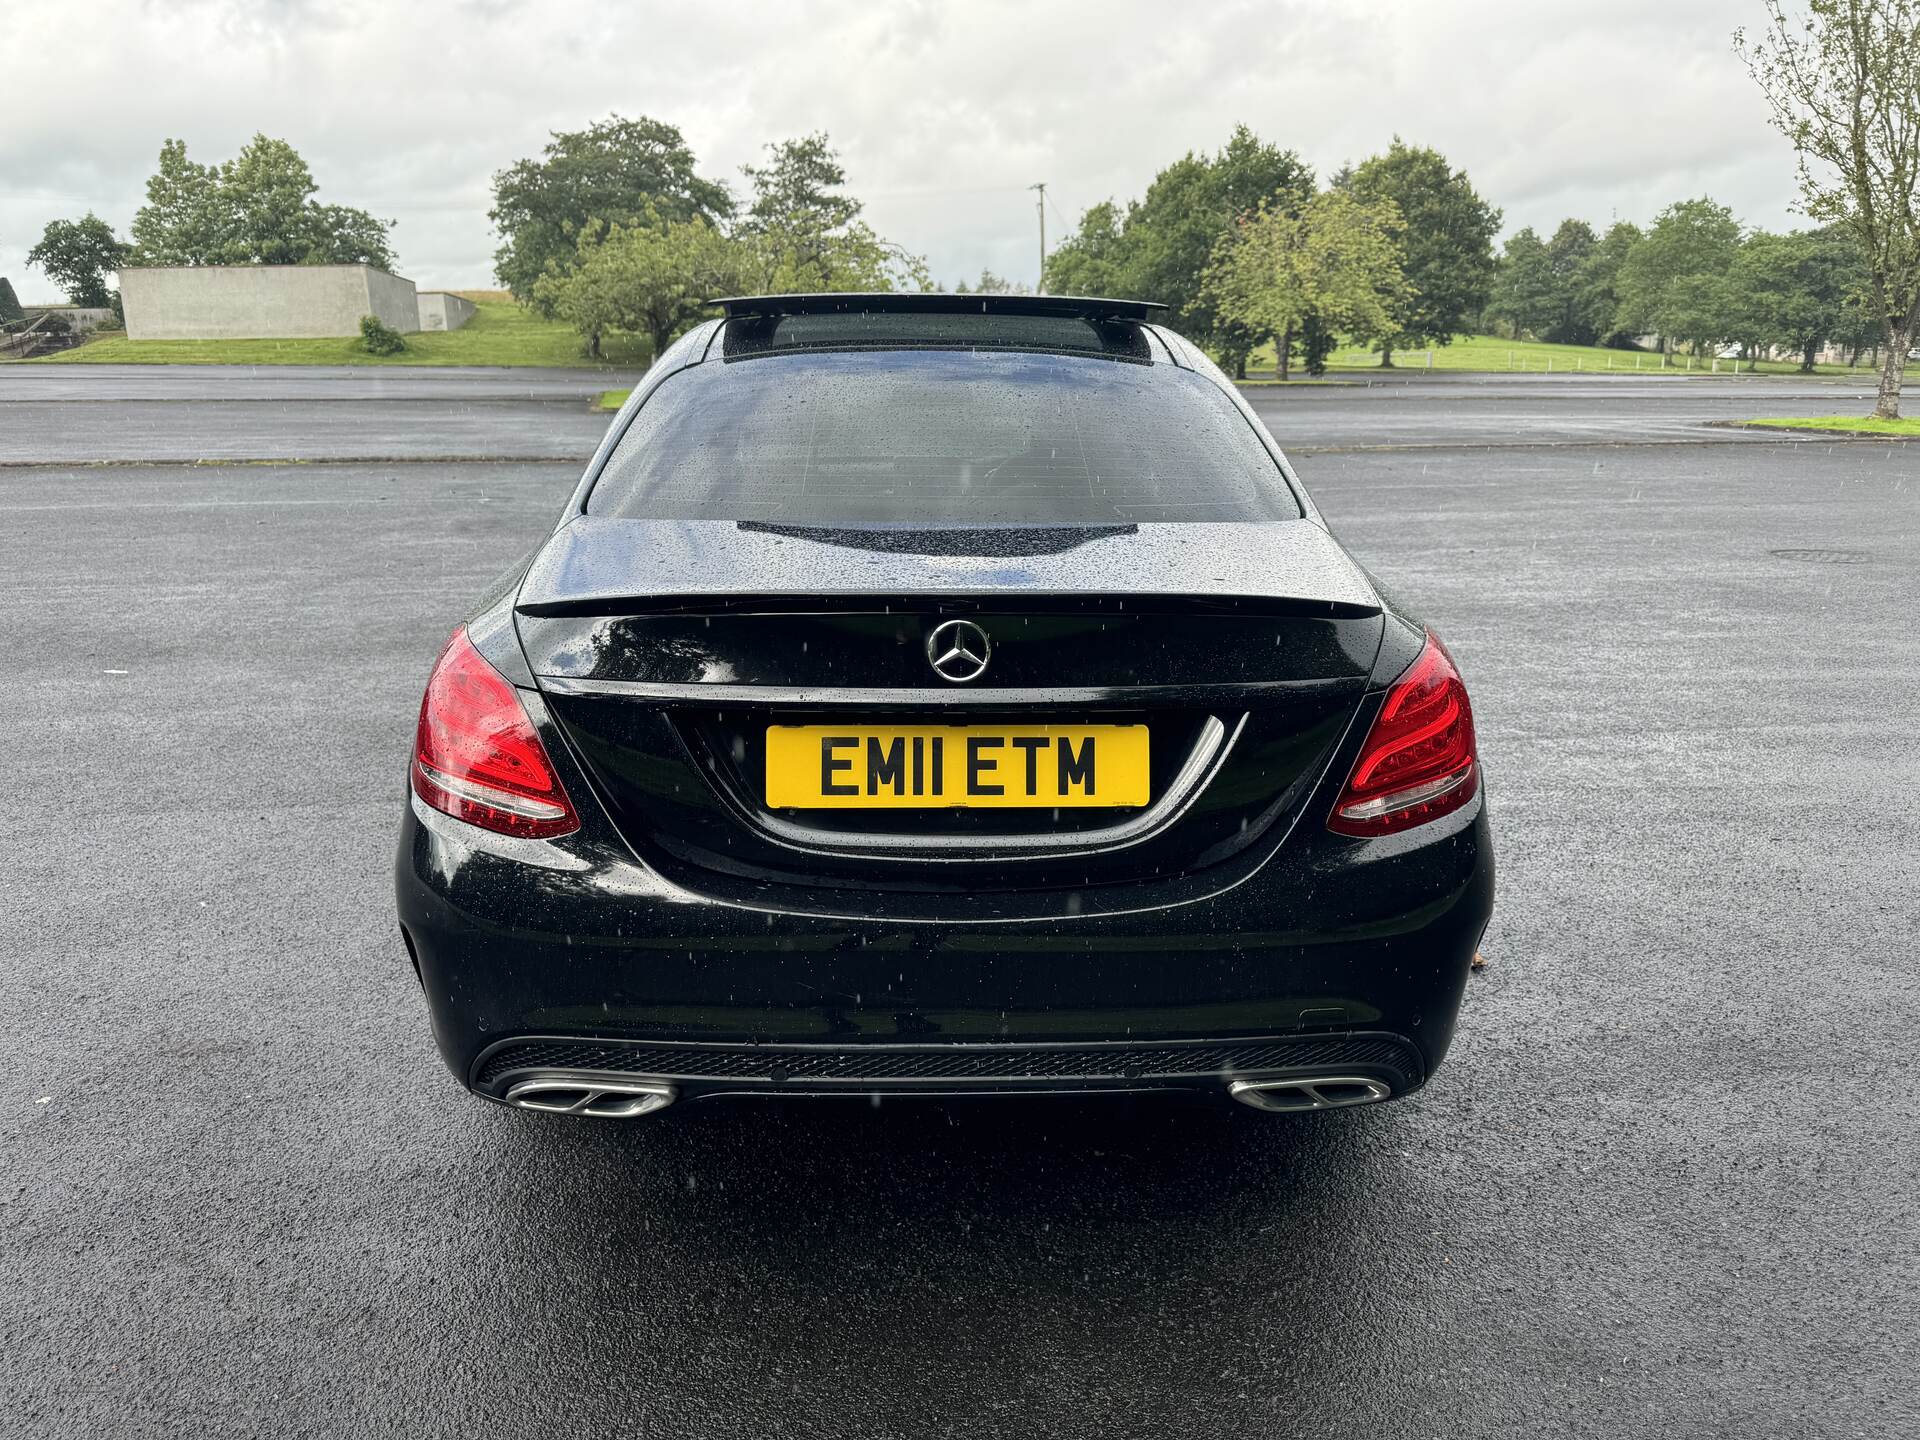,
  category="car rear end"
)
[394,296,1493,1117]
